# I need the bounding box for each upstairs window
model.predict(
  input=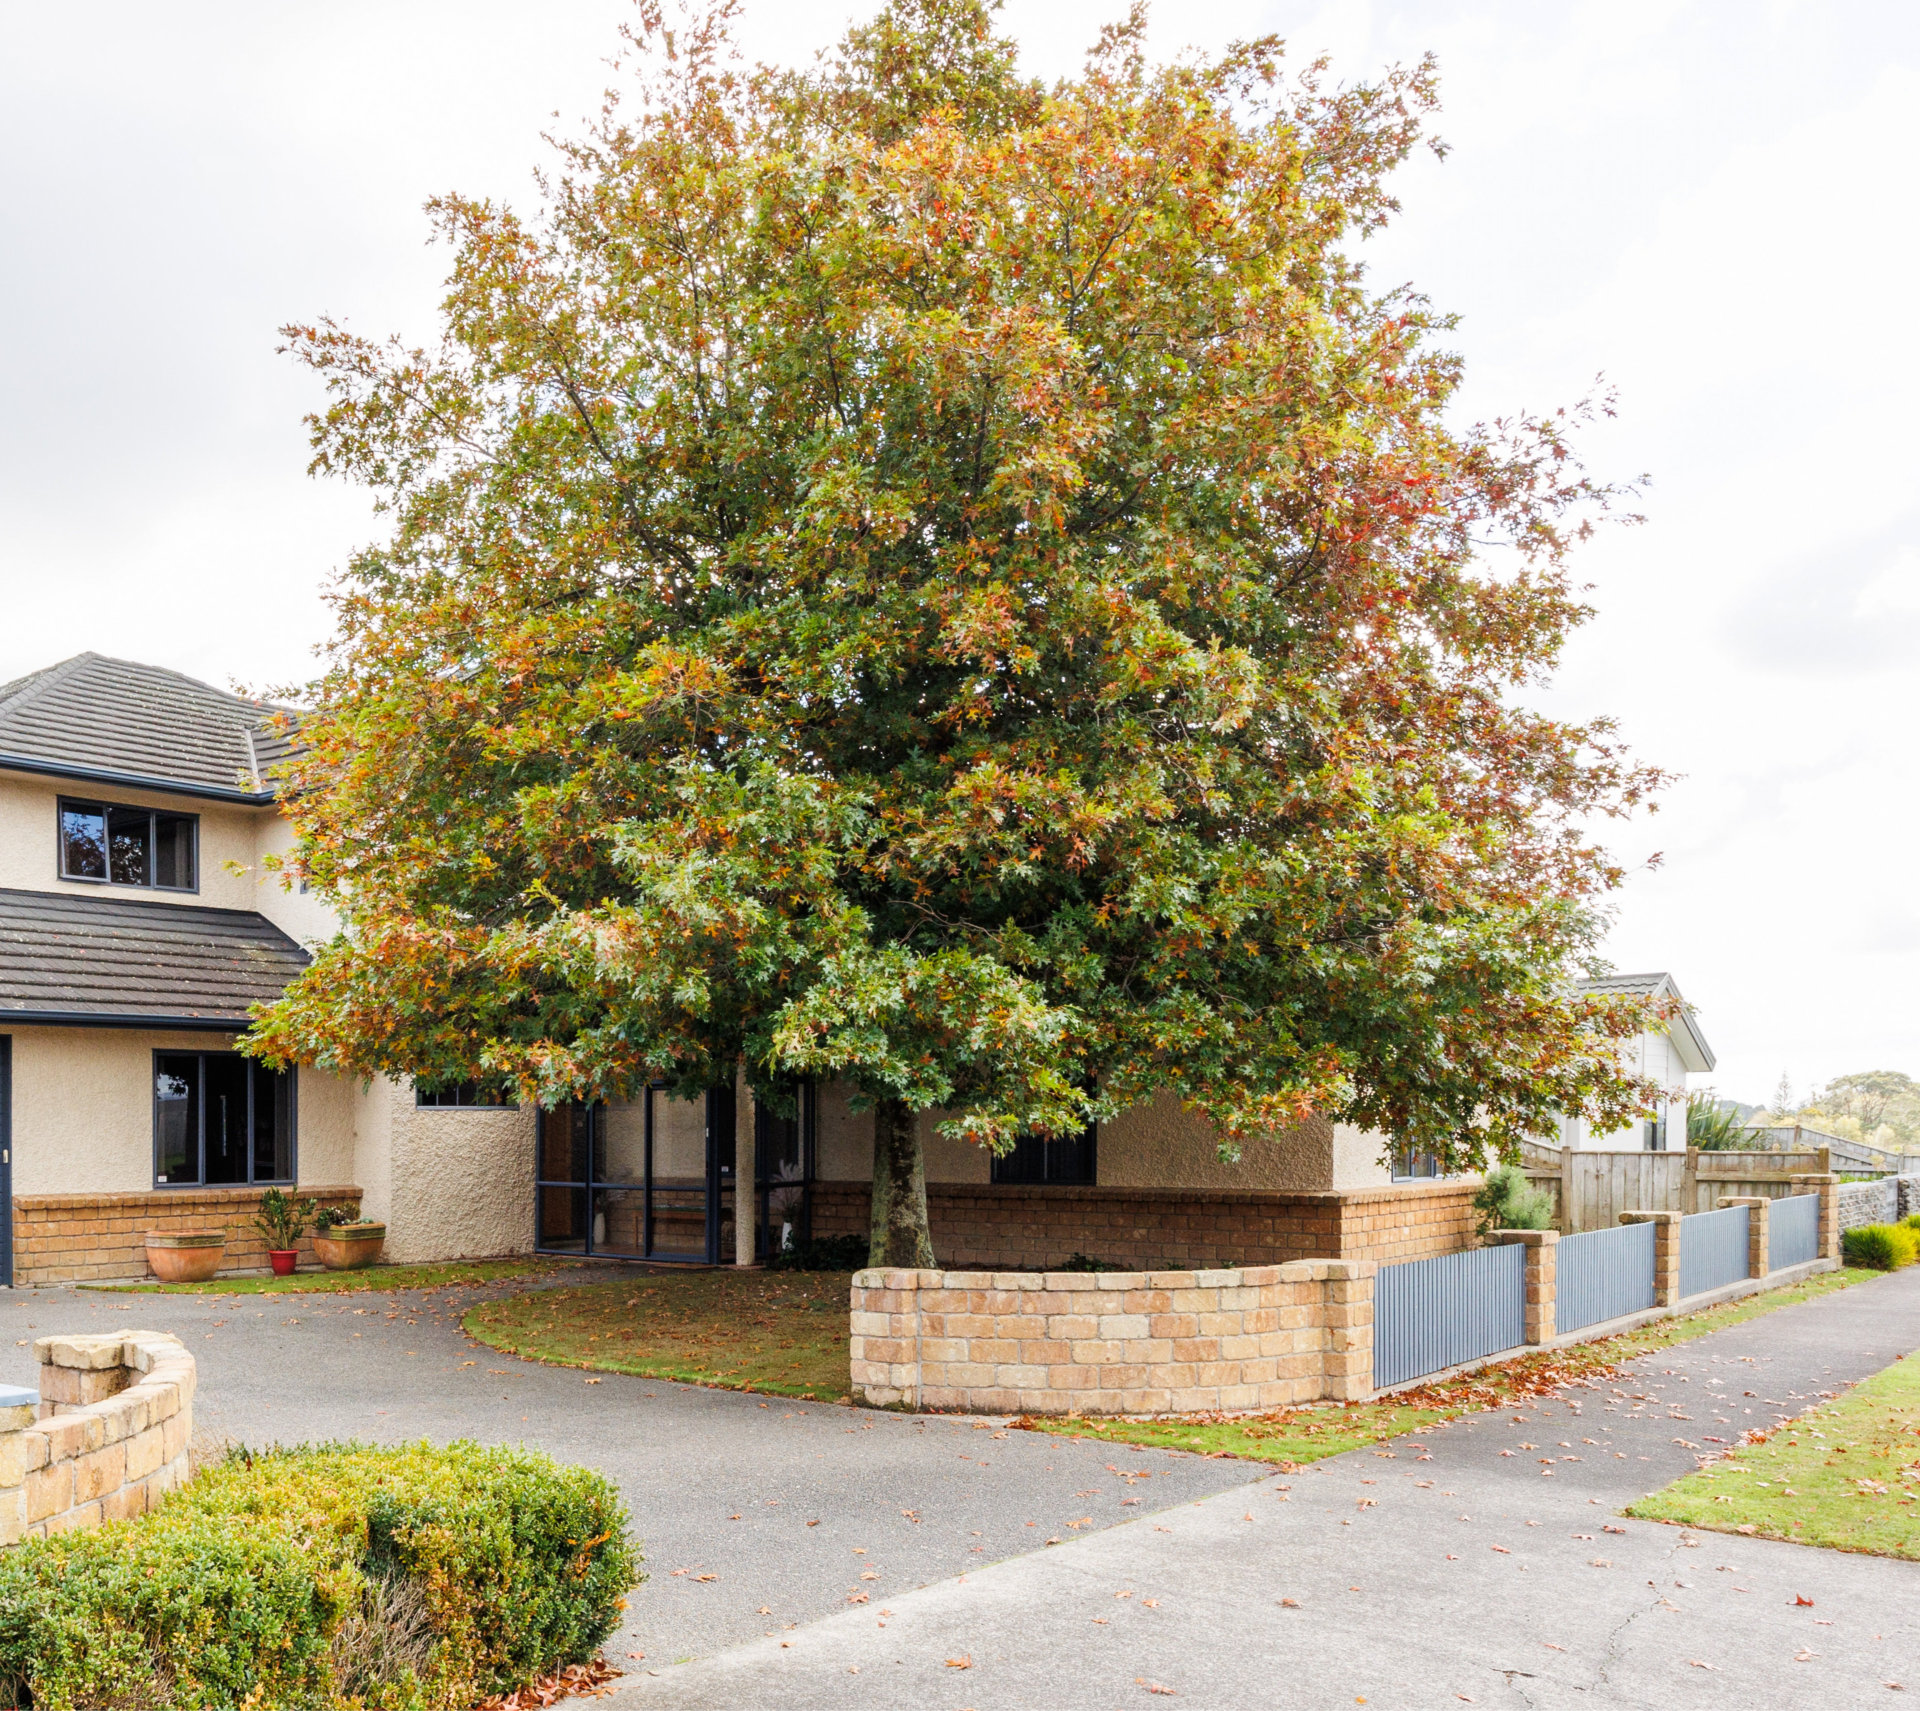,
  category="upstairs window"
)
[60,798,197,891]
[415,1079,516,1109]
